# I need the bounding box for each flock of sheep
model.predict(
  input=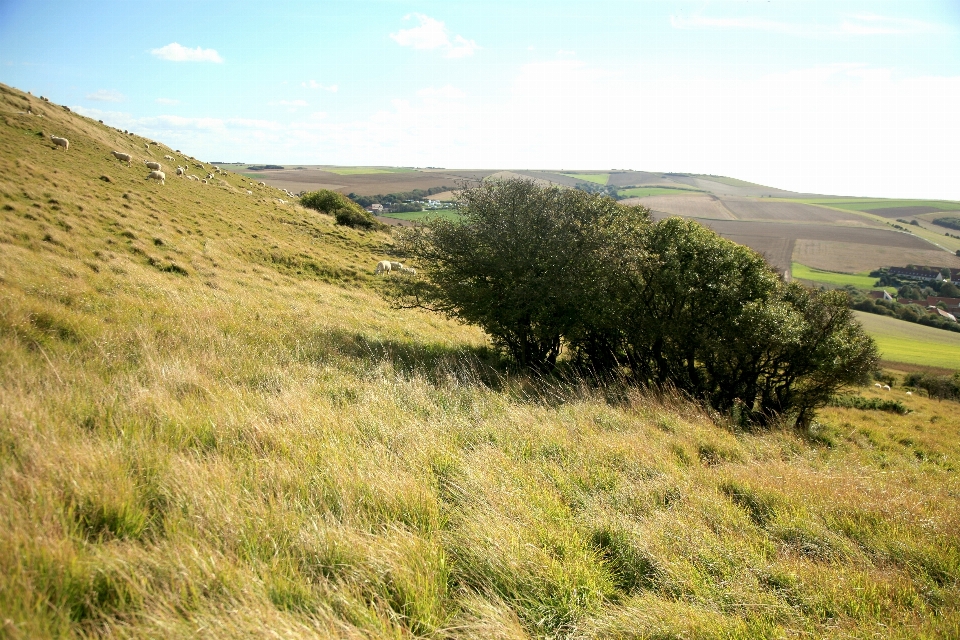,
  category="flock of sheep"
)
[375,260,416,276]
[874,382,912,395]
